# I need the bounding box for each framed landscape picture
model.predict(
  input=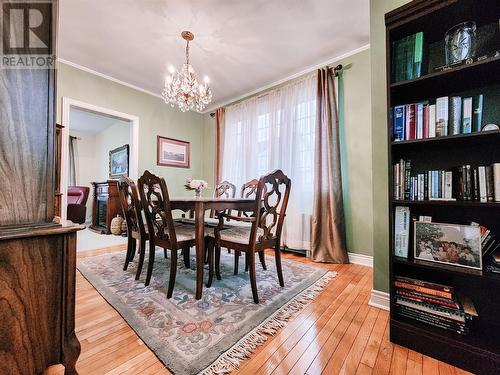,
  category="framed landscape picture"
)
[109,144,129,178]
[414,221,482,270]
[157,136,190,168]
